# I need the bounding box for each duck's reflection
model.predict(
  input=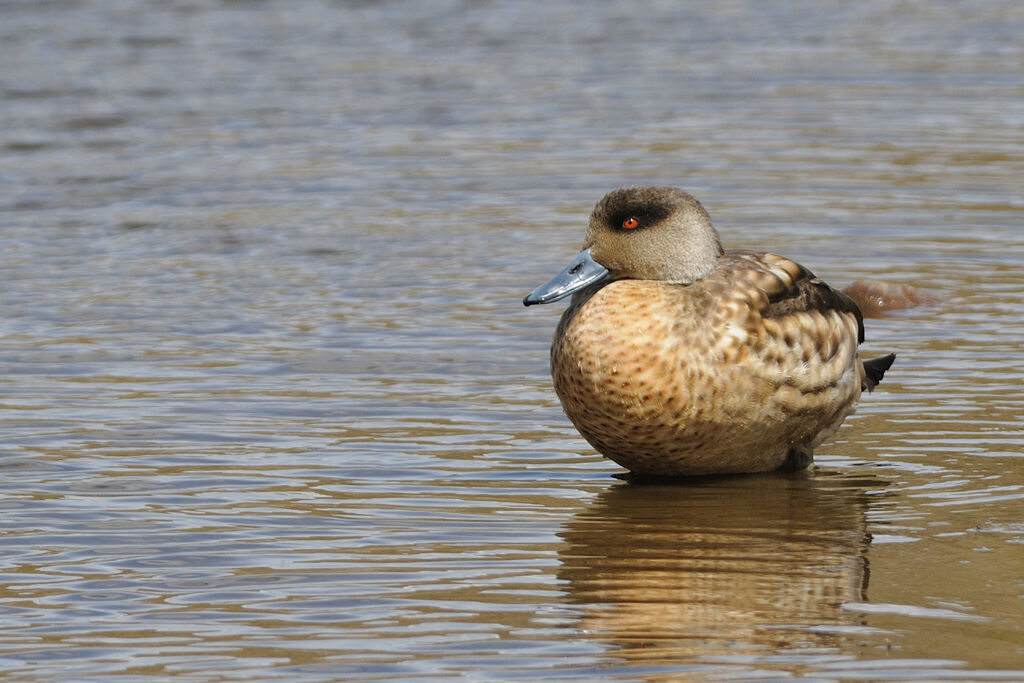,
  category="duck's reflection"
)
[558,471,881,665]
